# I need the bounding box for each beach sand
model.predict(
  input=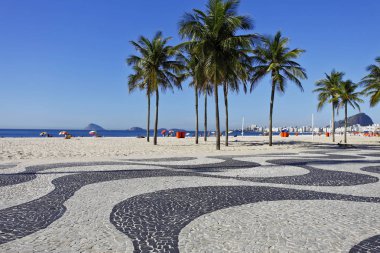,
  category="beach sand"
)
[1,135,379,163]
